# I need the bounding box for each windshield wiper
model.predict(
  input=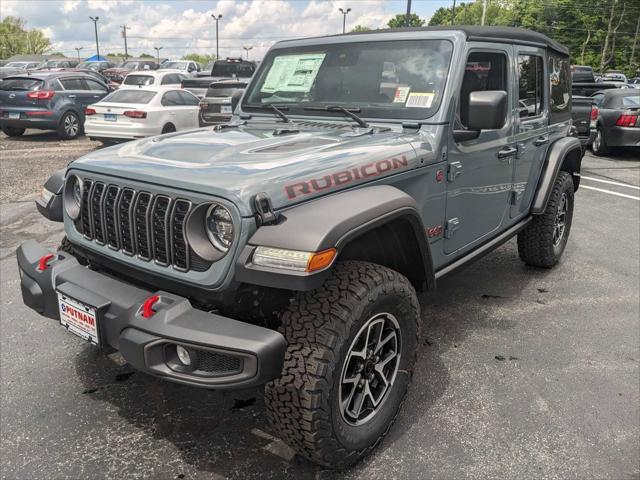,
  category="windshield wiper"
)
[249,104,292,123]
[303,105,369,128]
